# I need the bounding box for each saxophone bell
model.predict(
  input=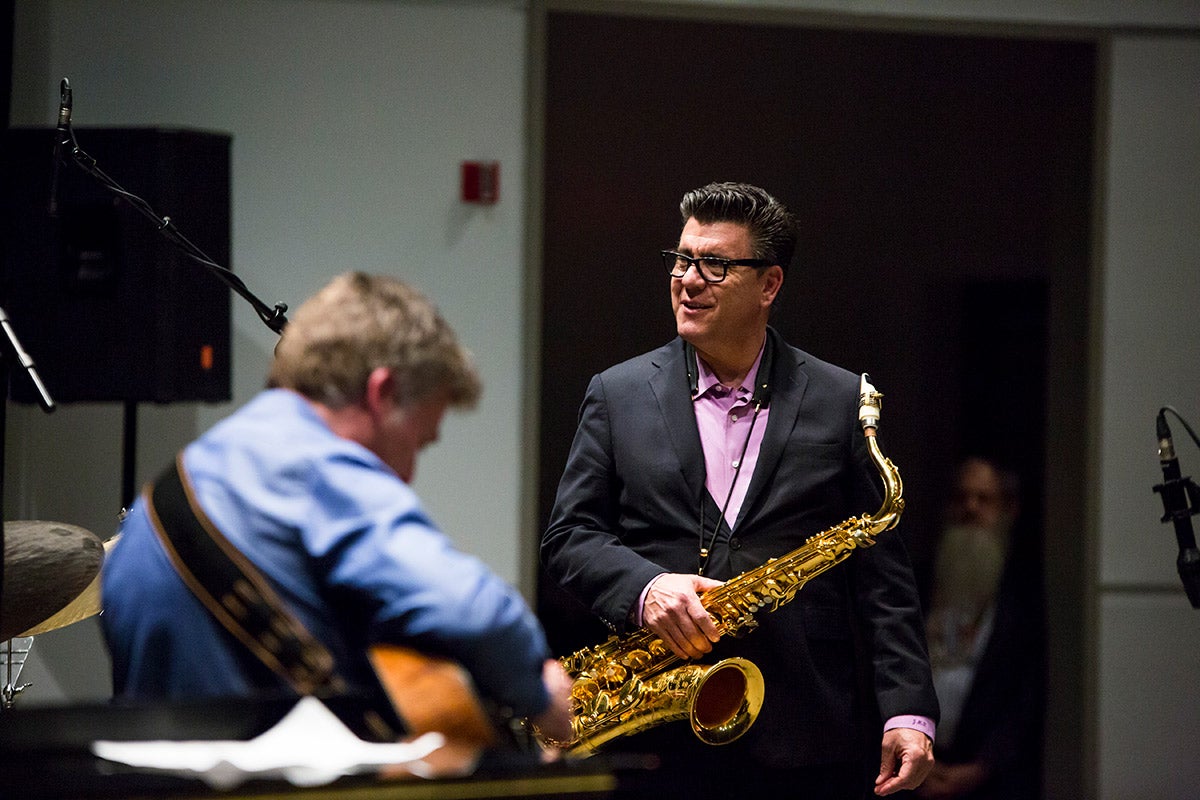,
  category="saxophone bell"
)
[559,657,765,757]
[687,657,765,745]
